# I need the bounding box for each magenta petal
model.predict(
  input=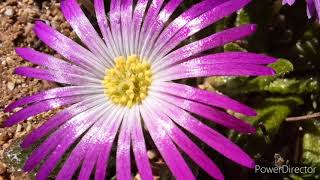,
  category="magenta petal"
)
[116,111,132,180]
[33,21,105,75]
[140,105,195,179]
[145,99,224,180]
[36,129,88,179]
[94,0,119,57]
[56,106,122,180]
[140,0,183,57]
[141,0,164,34]
[94,109,125,180]
[307,0,316,18]
[152,0,228,58]
[15,48,98,78]
[282,0,295,5]
[154,98,255,169]
[4,86,101,113]
[56,120,104,180]
[153,0,251,59]
[21,95,104,148]
[14,67,100,85]
[162,63,275,81]
[61,0,111,65]
[152,82,257,116]
[137,0,165,54]
[23,105,103,172]
[183,52,277,65]
[77,111,118,180]
[4,96,83,127]
[314,0,320,20]
[109,0,123,53]
[131,107,153,180]
[16,48,72,70]
[34,105,108,179]
[153,92,256,134]
[120,0,134,55]
[132,0,148,52]
[153,24,257,71]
